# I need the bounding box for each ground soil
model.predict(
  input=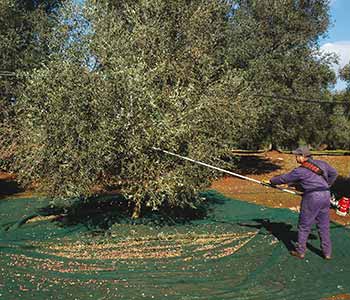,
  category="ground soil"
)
[321,294,350,300]
[0,172,14,180]
[211,151,350,225]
